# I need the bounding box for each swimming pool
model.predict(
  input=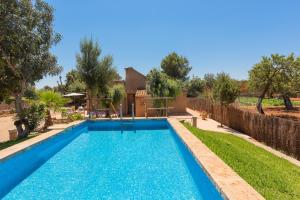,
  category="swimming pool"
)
[0,119,223,199]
